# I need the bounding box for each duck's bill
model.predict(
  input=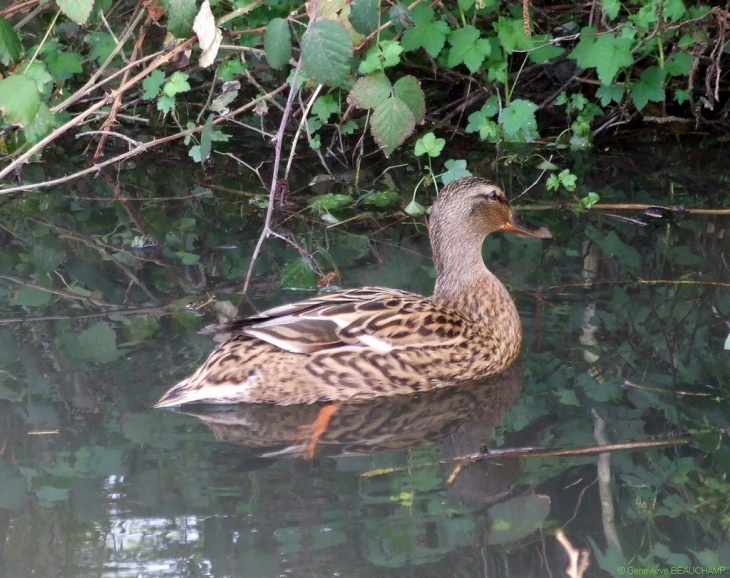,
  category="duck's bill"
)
[502,214,552,239]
